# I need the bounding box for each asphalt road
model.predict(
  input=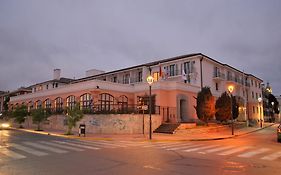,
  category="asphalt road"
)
[0,125,280,175]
